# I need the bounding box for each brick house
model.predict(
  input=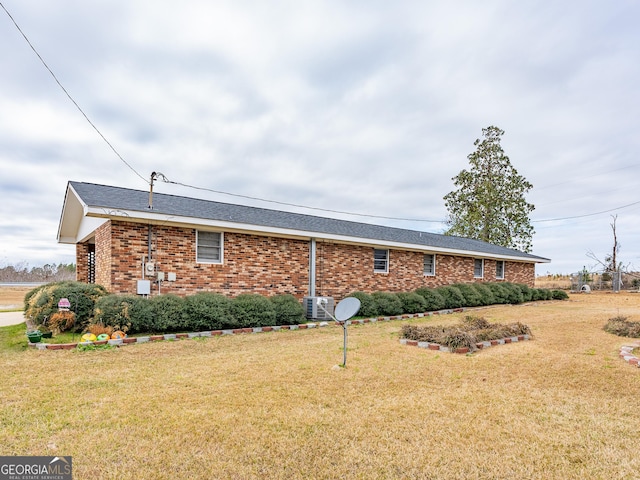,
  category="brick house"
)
[57,182,550,300]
